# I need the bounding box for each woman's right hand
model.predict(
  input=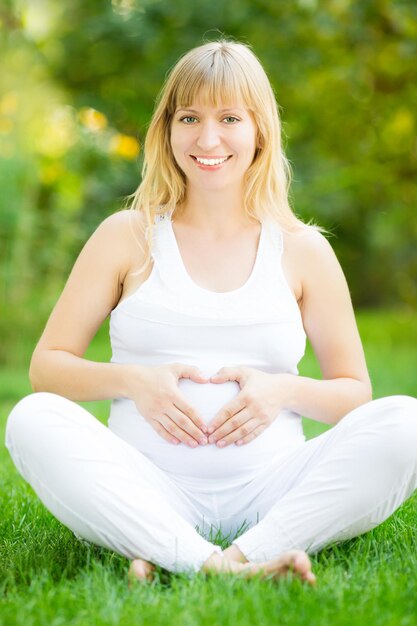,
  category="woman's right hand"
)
[126,363,209,447]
